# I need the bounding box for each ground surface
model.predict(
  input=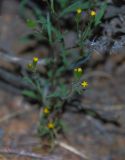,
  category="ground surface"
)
[0,0,125,160]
